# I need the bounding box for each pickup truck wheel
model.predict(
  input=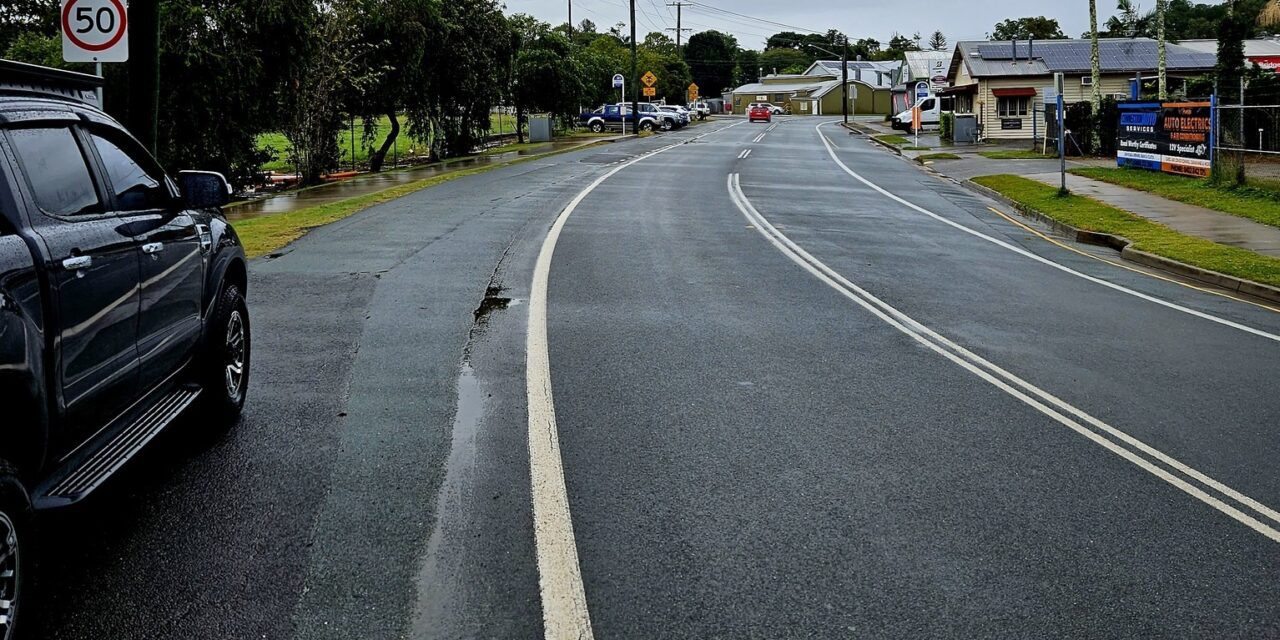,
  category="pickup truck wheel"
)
[201,284,250,426]
[660,119,672,131]
[640,121,654,132]
[590,121,604,133]
[0,463,32,640]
